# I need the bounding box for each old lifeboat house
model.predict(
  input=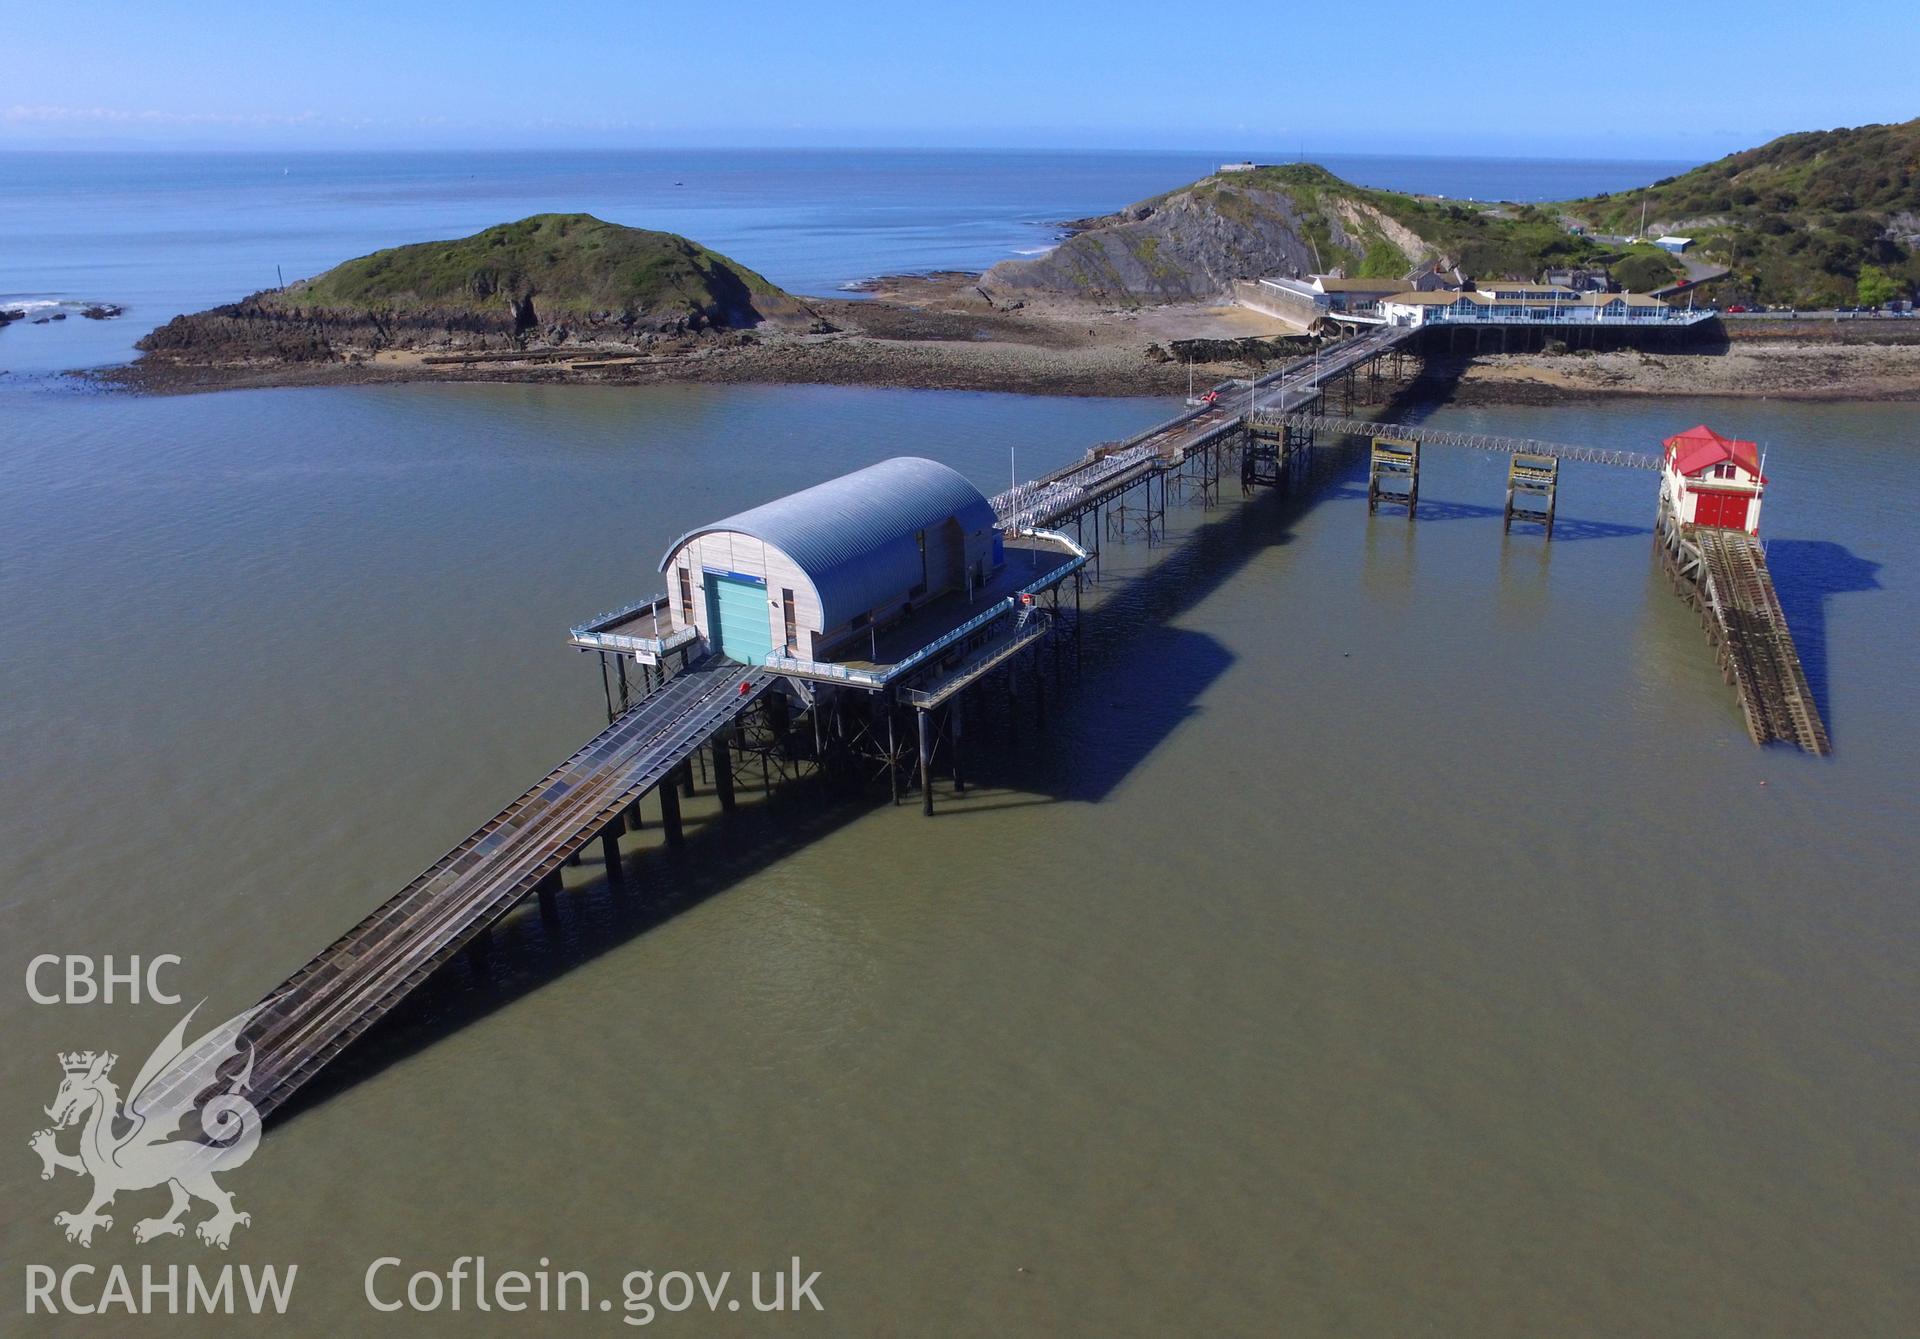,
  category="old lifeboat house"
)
[1661,424,1766,534]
